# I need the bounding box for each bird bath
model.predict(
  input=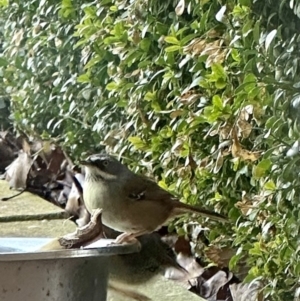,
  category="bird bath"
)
[0,237,140,301]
